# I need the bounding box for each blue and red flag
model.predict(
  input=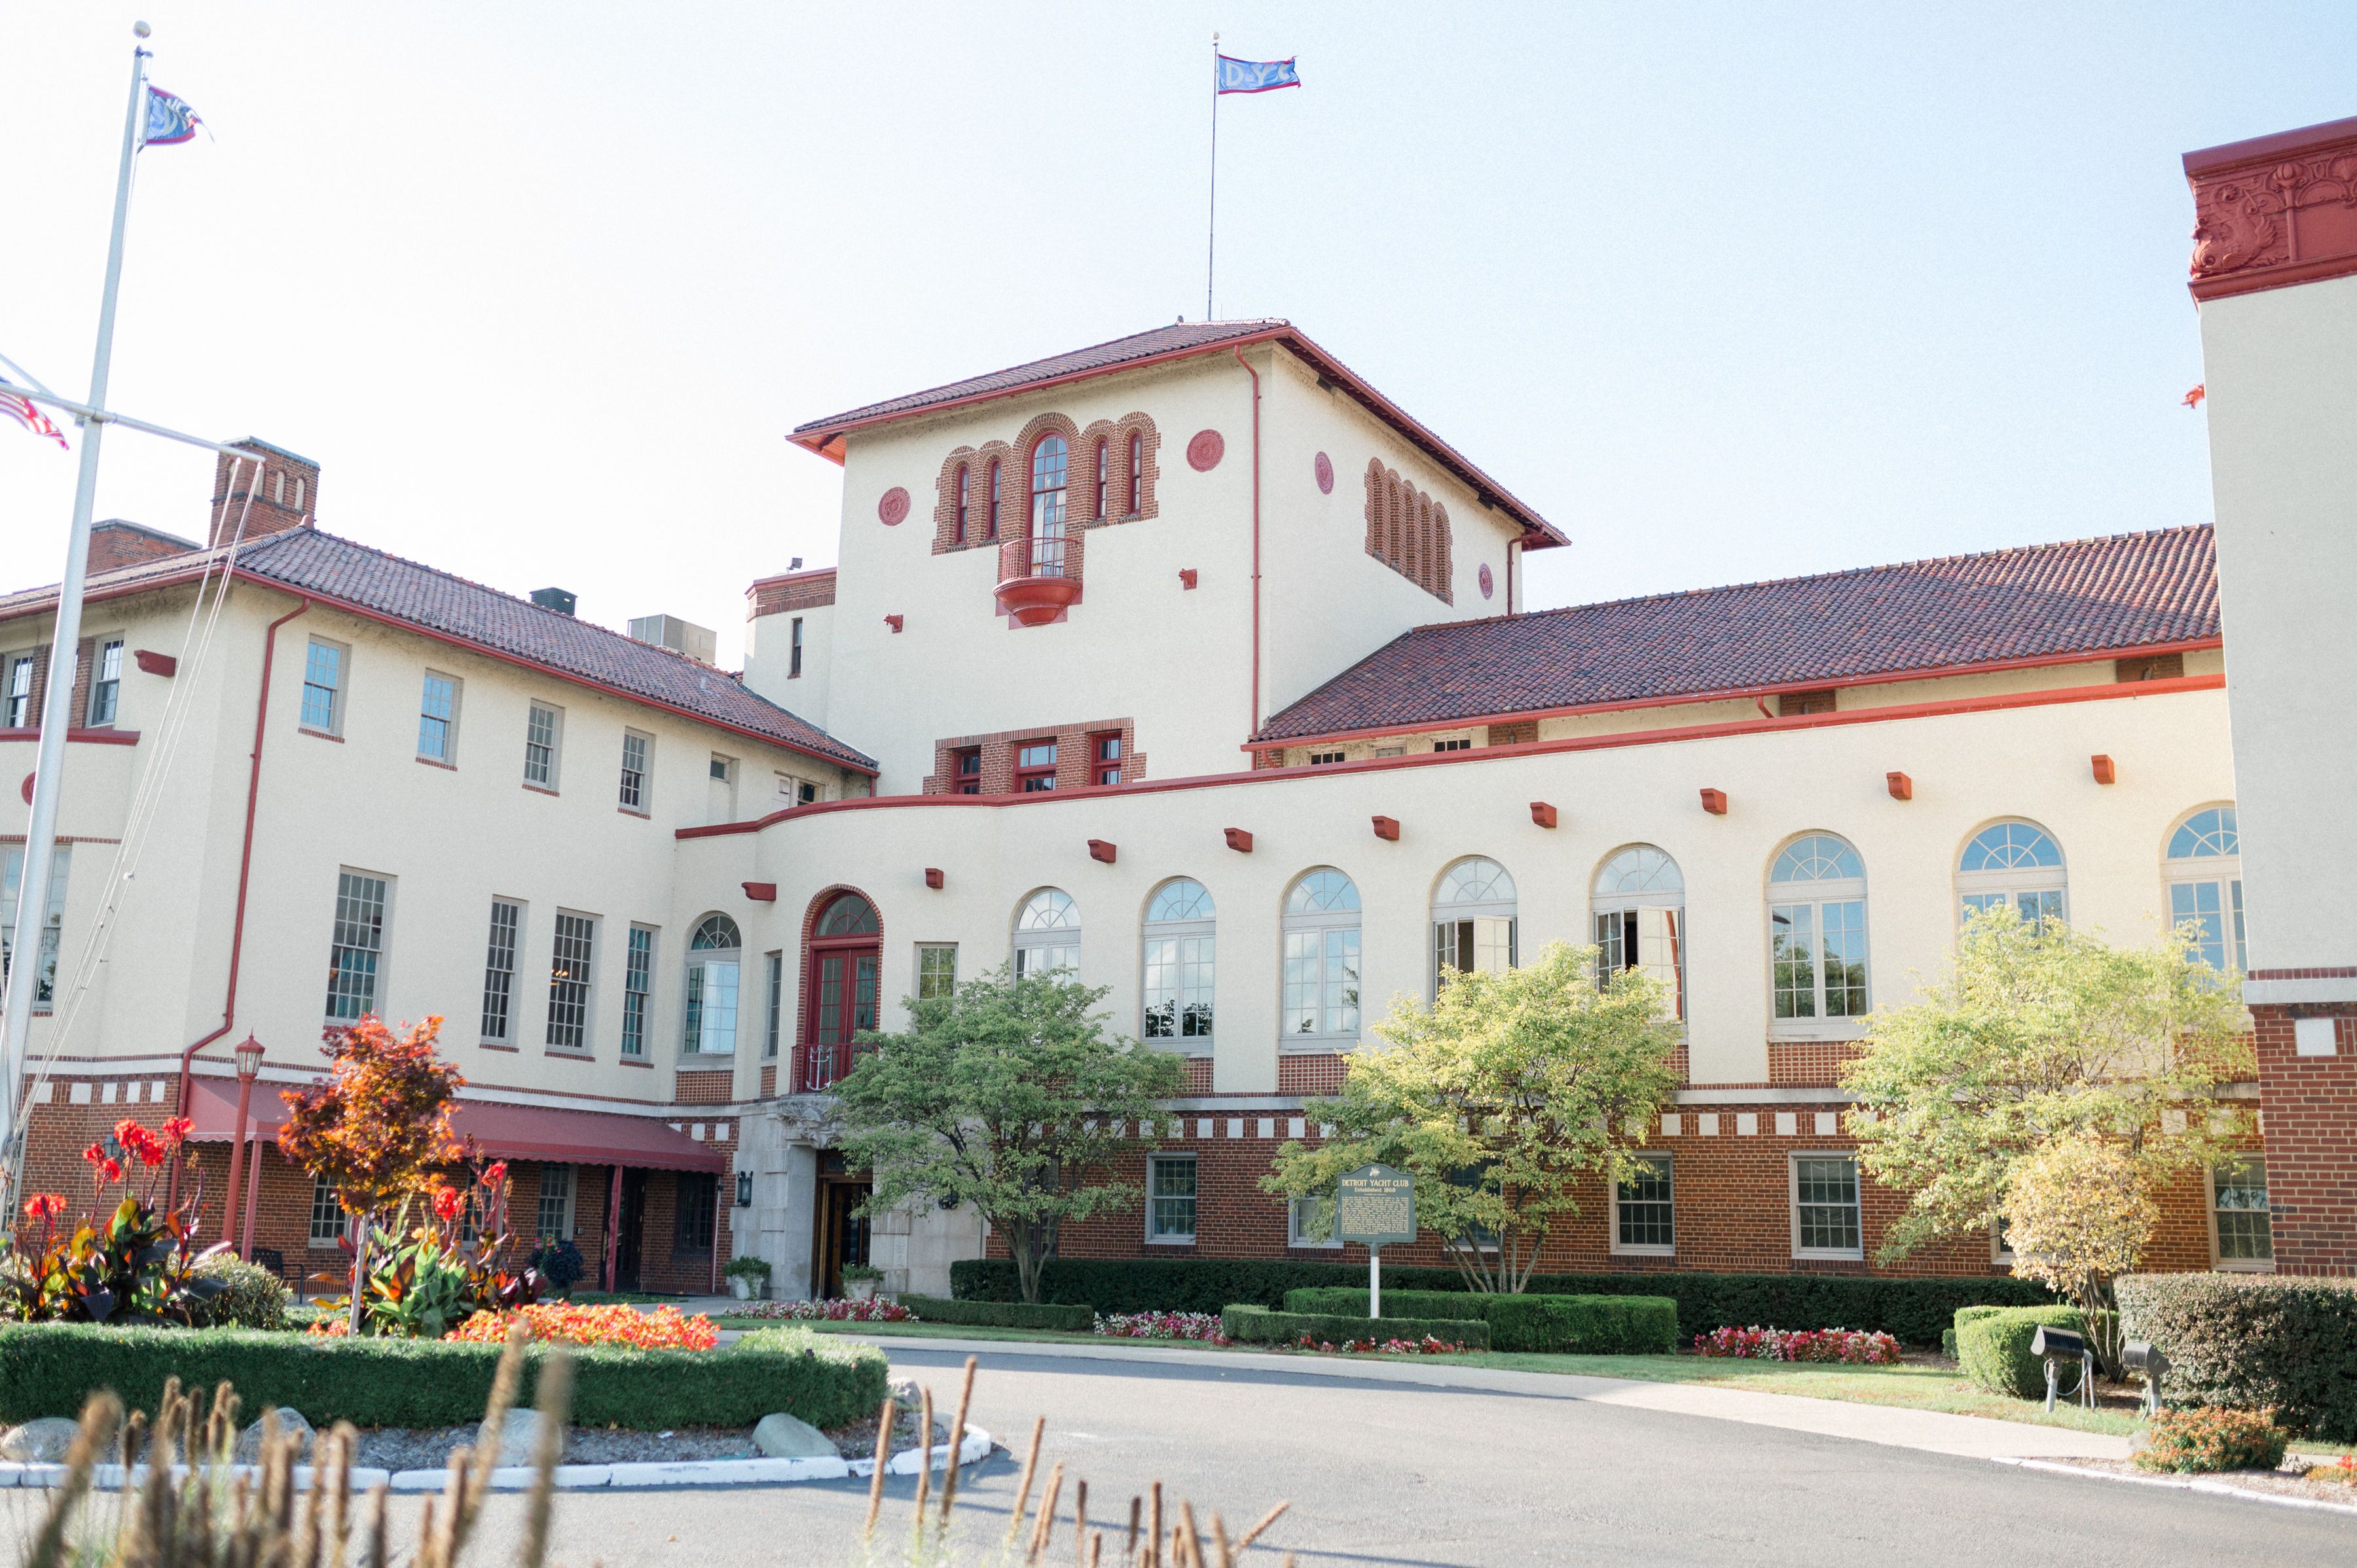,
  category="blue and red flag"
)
[1215,54,1300,94]
[141,86,202,148]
